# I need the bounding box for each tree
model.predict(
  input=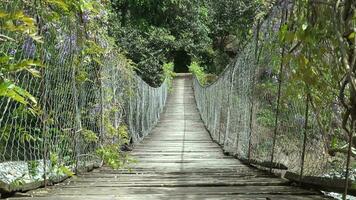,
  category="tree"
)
[277,0,354,198]
[109,0,261,84]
